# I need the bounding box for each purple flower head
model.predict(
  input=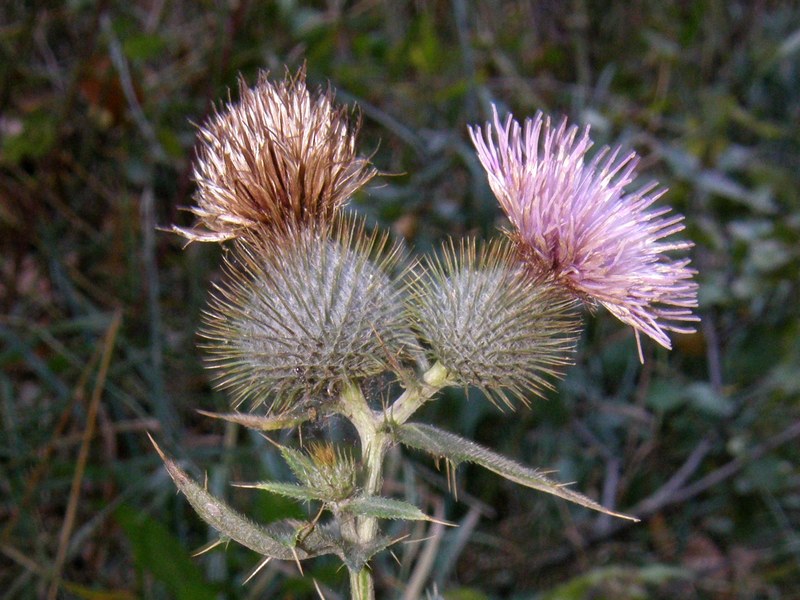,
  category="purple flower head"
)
[468,107,698,357]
